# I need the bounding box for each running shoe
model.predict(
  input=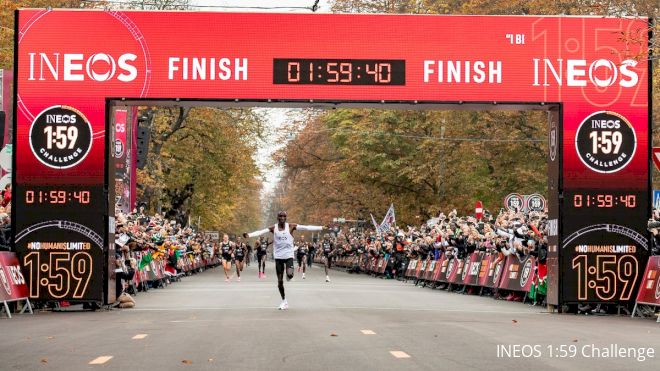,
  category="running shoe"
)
[326,276,330,282]
[258,271,261,278]
[238,277,241,282]
[302,273,306,279]
[225,278,229,283]
[278,300,289,310]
